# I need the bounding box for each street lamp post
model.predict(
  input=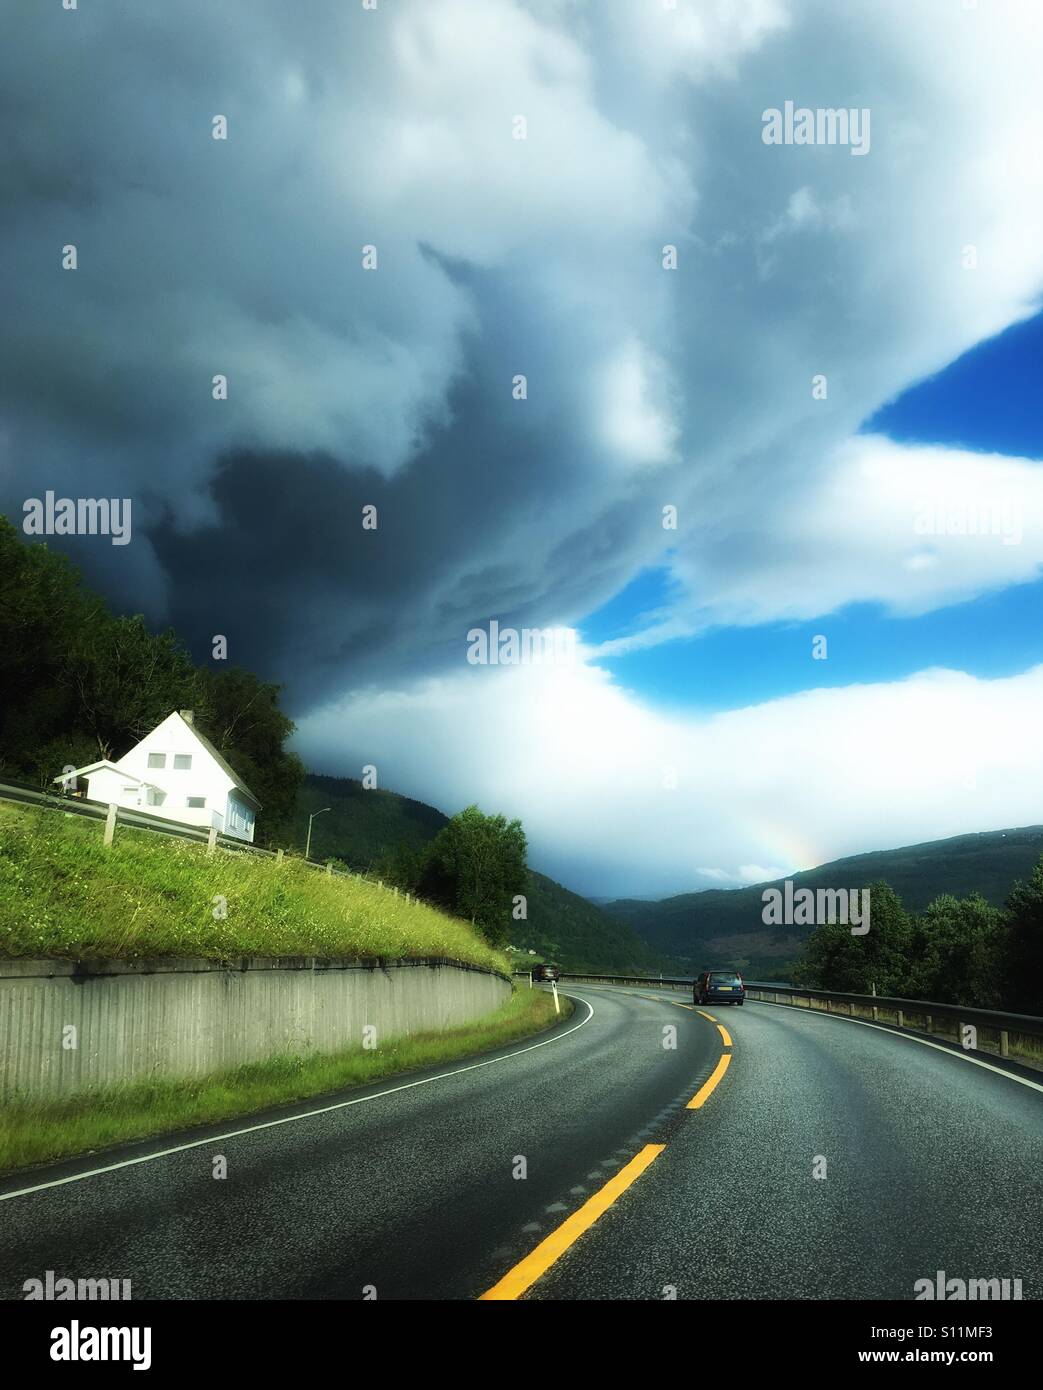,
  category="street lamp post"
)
[305,806,331,861]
